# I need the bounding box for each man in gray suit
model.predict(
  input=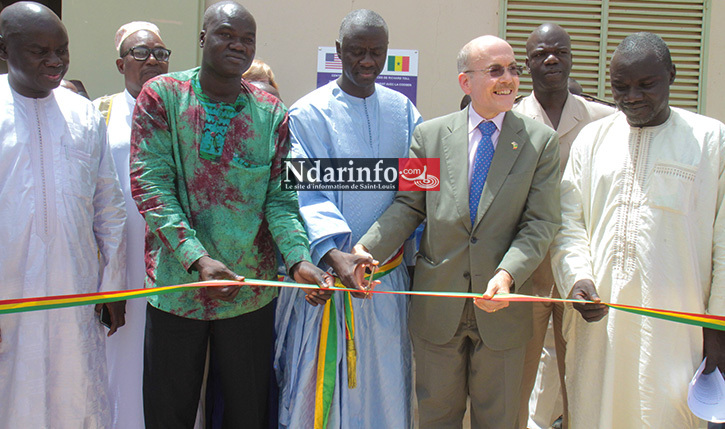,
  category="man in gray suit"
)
[352,35,561,428]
